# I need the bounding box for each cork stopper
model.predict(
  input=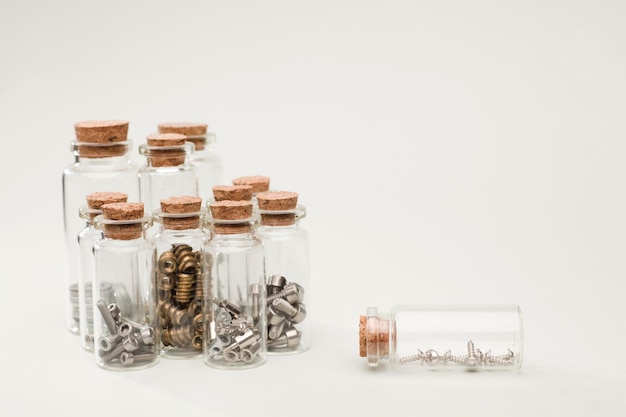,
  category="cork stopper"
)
[158,122,208,151]
[101,202,145,240]
[232,175,270,194]
[160,196,203,230]
[85,191,128,220]
[144,133,187,167]
[209,200,253,234]
[73,120,129,158]
[257,191,299,226]
[212,185,253,202]
[359,314,390,363]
